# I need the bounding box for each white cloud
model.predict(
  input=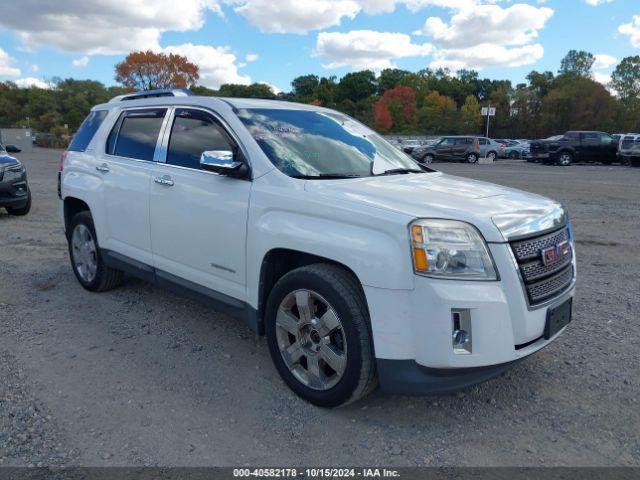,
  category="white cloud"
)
[584,0,612,5]
[315,30,433,70]
[619,16,640,48]
[163,43,251,89]
[413,3,554,70]
[593,54,617,70]
[72,56,90,68]
[430,43,545,70]
[245,53,259,62]
[233,0,360,34]
[592,71,611,85]
[0,0,222,55]
[14,77,53,89]
[0,48,21,77]
[29,64,39,72]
